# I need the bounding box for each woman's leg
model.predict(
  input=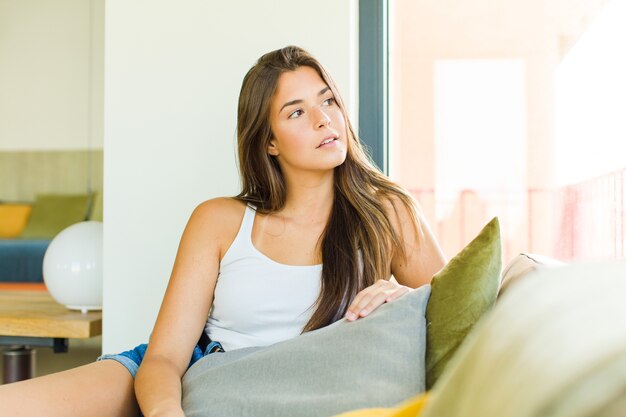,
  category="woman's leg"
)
[0,360,139,417]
